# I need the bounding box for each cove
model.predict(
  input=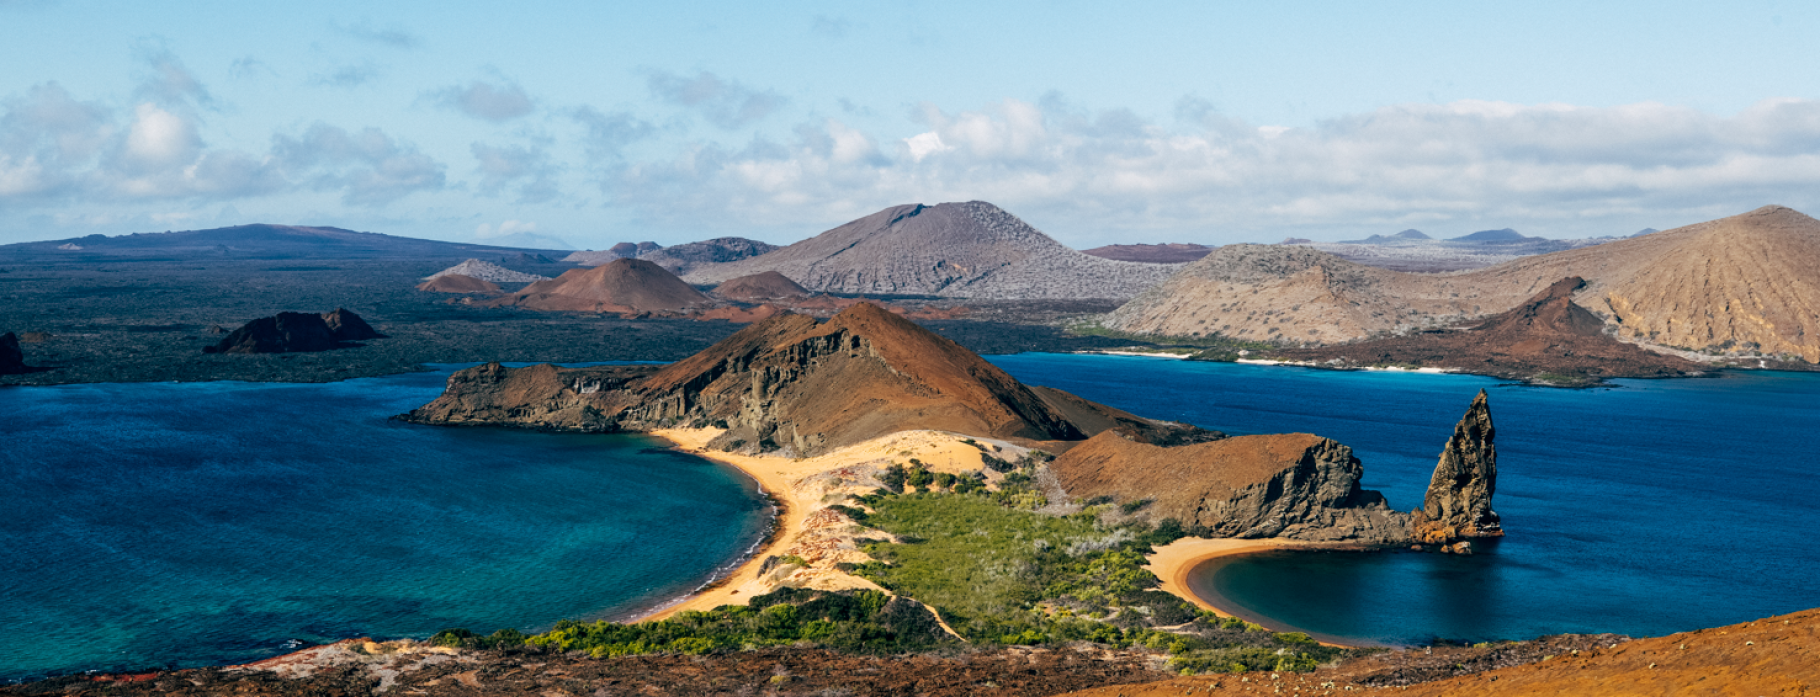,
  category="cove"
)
[988,354,1820,646]
[0,366,769,682]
